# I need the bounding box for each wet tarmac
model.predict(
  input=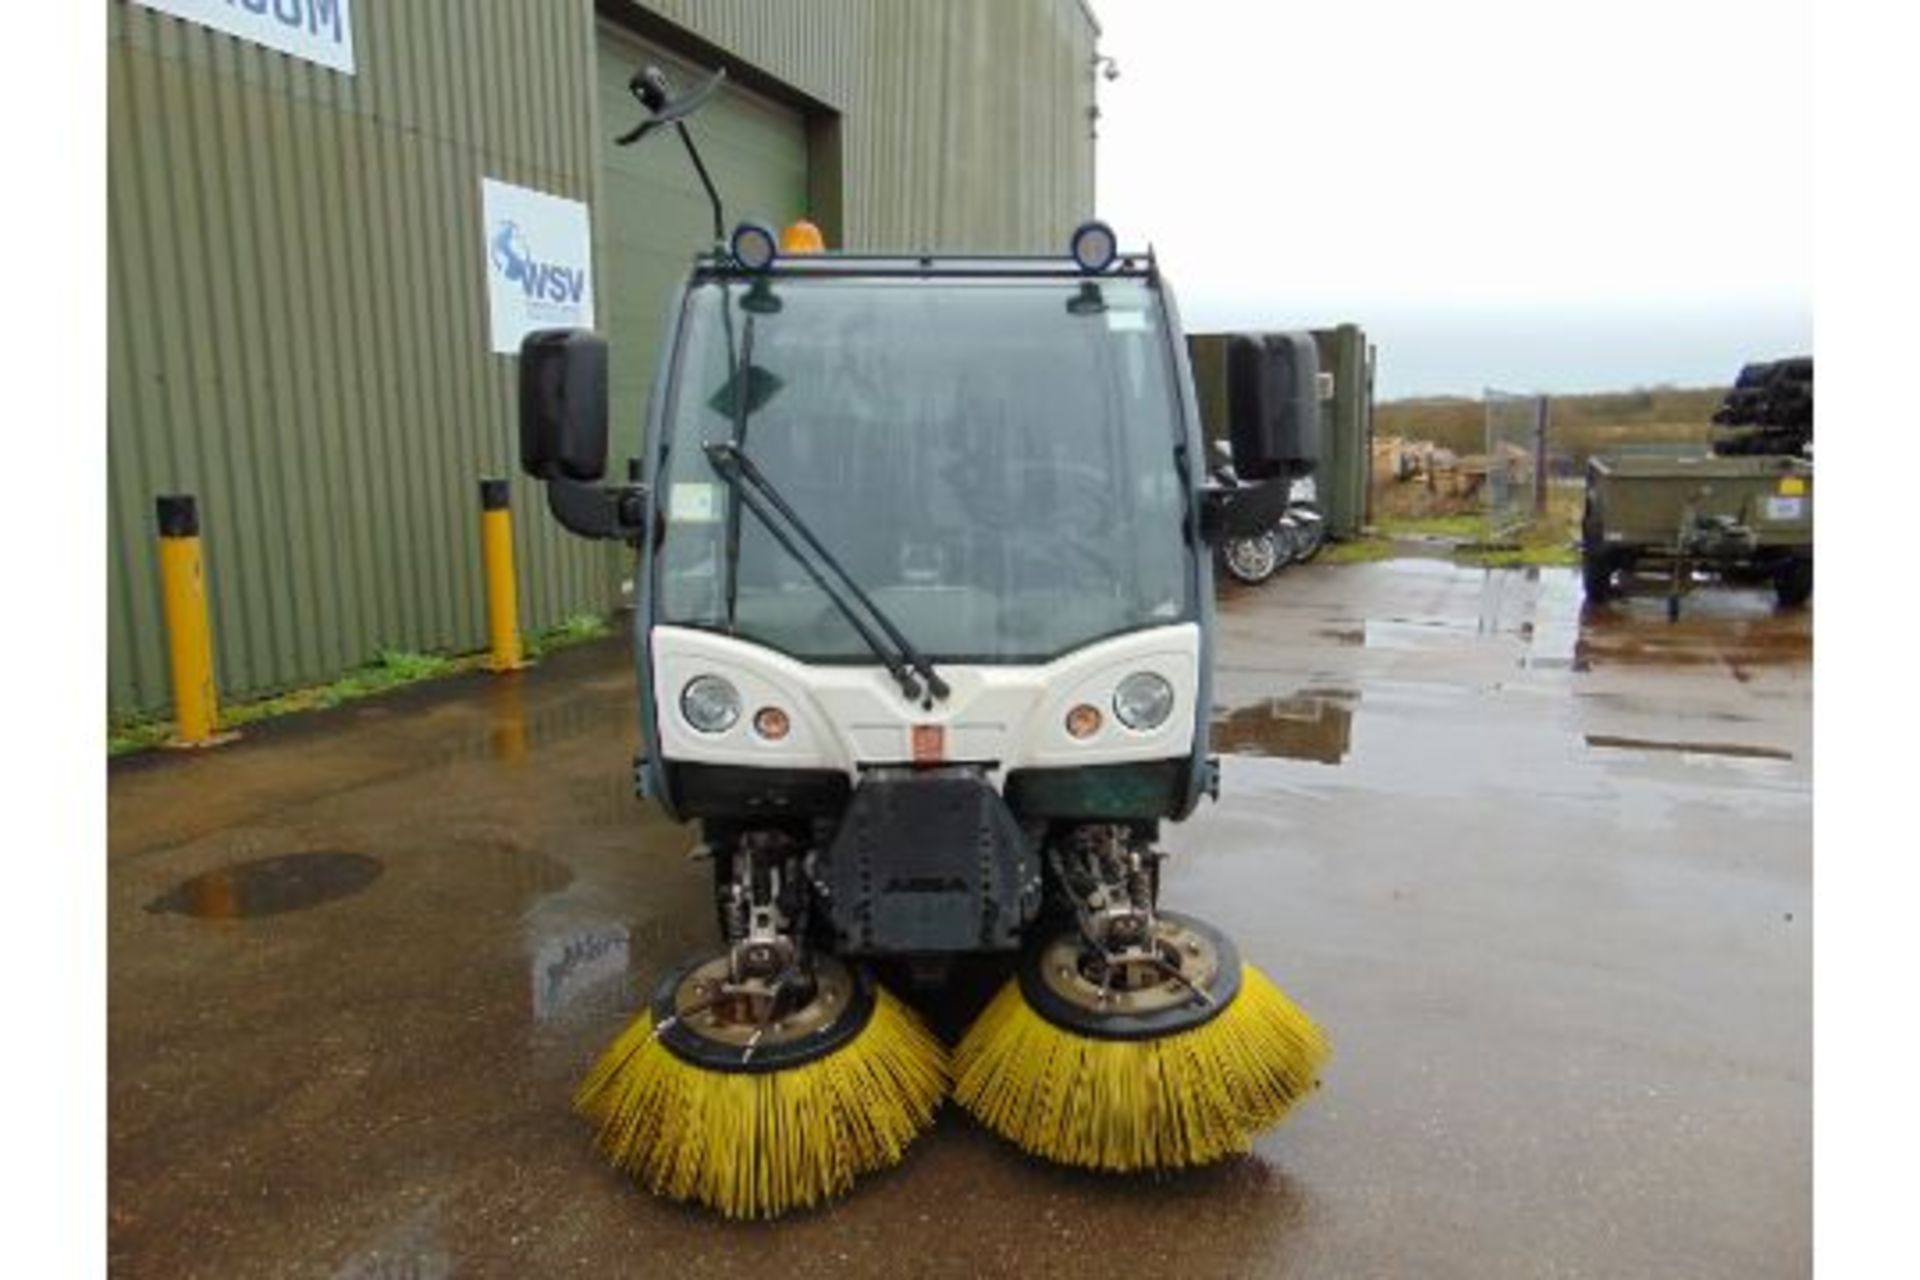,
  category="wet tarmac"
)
[108,562,1810,1278]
